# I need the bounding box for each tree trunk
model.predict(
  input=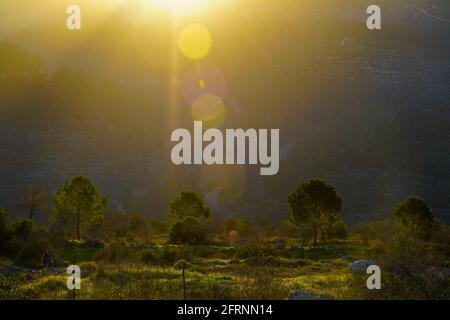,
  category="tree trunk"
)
[76,210,80,240]
[182,262,187,300]
[312,206,319,246]
[300,237,307,259]
[313,225,317,246]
